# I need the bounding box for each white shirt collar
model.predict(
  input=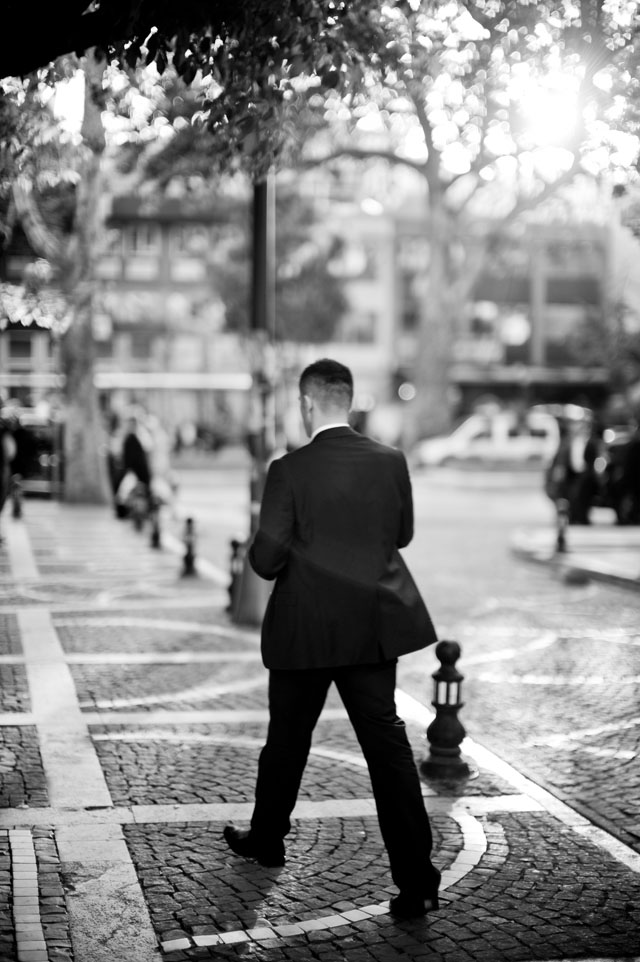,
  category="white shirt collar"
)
[311,422,351,441]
